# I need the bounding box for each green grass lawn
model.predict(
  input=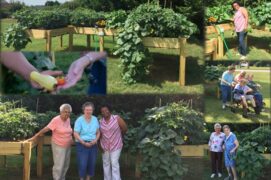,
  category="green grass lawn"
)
[205,69,271,123]
[206,29,271,61]
[1,148,270,180]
